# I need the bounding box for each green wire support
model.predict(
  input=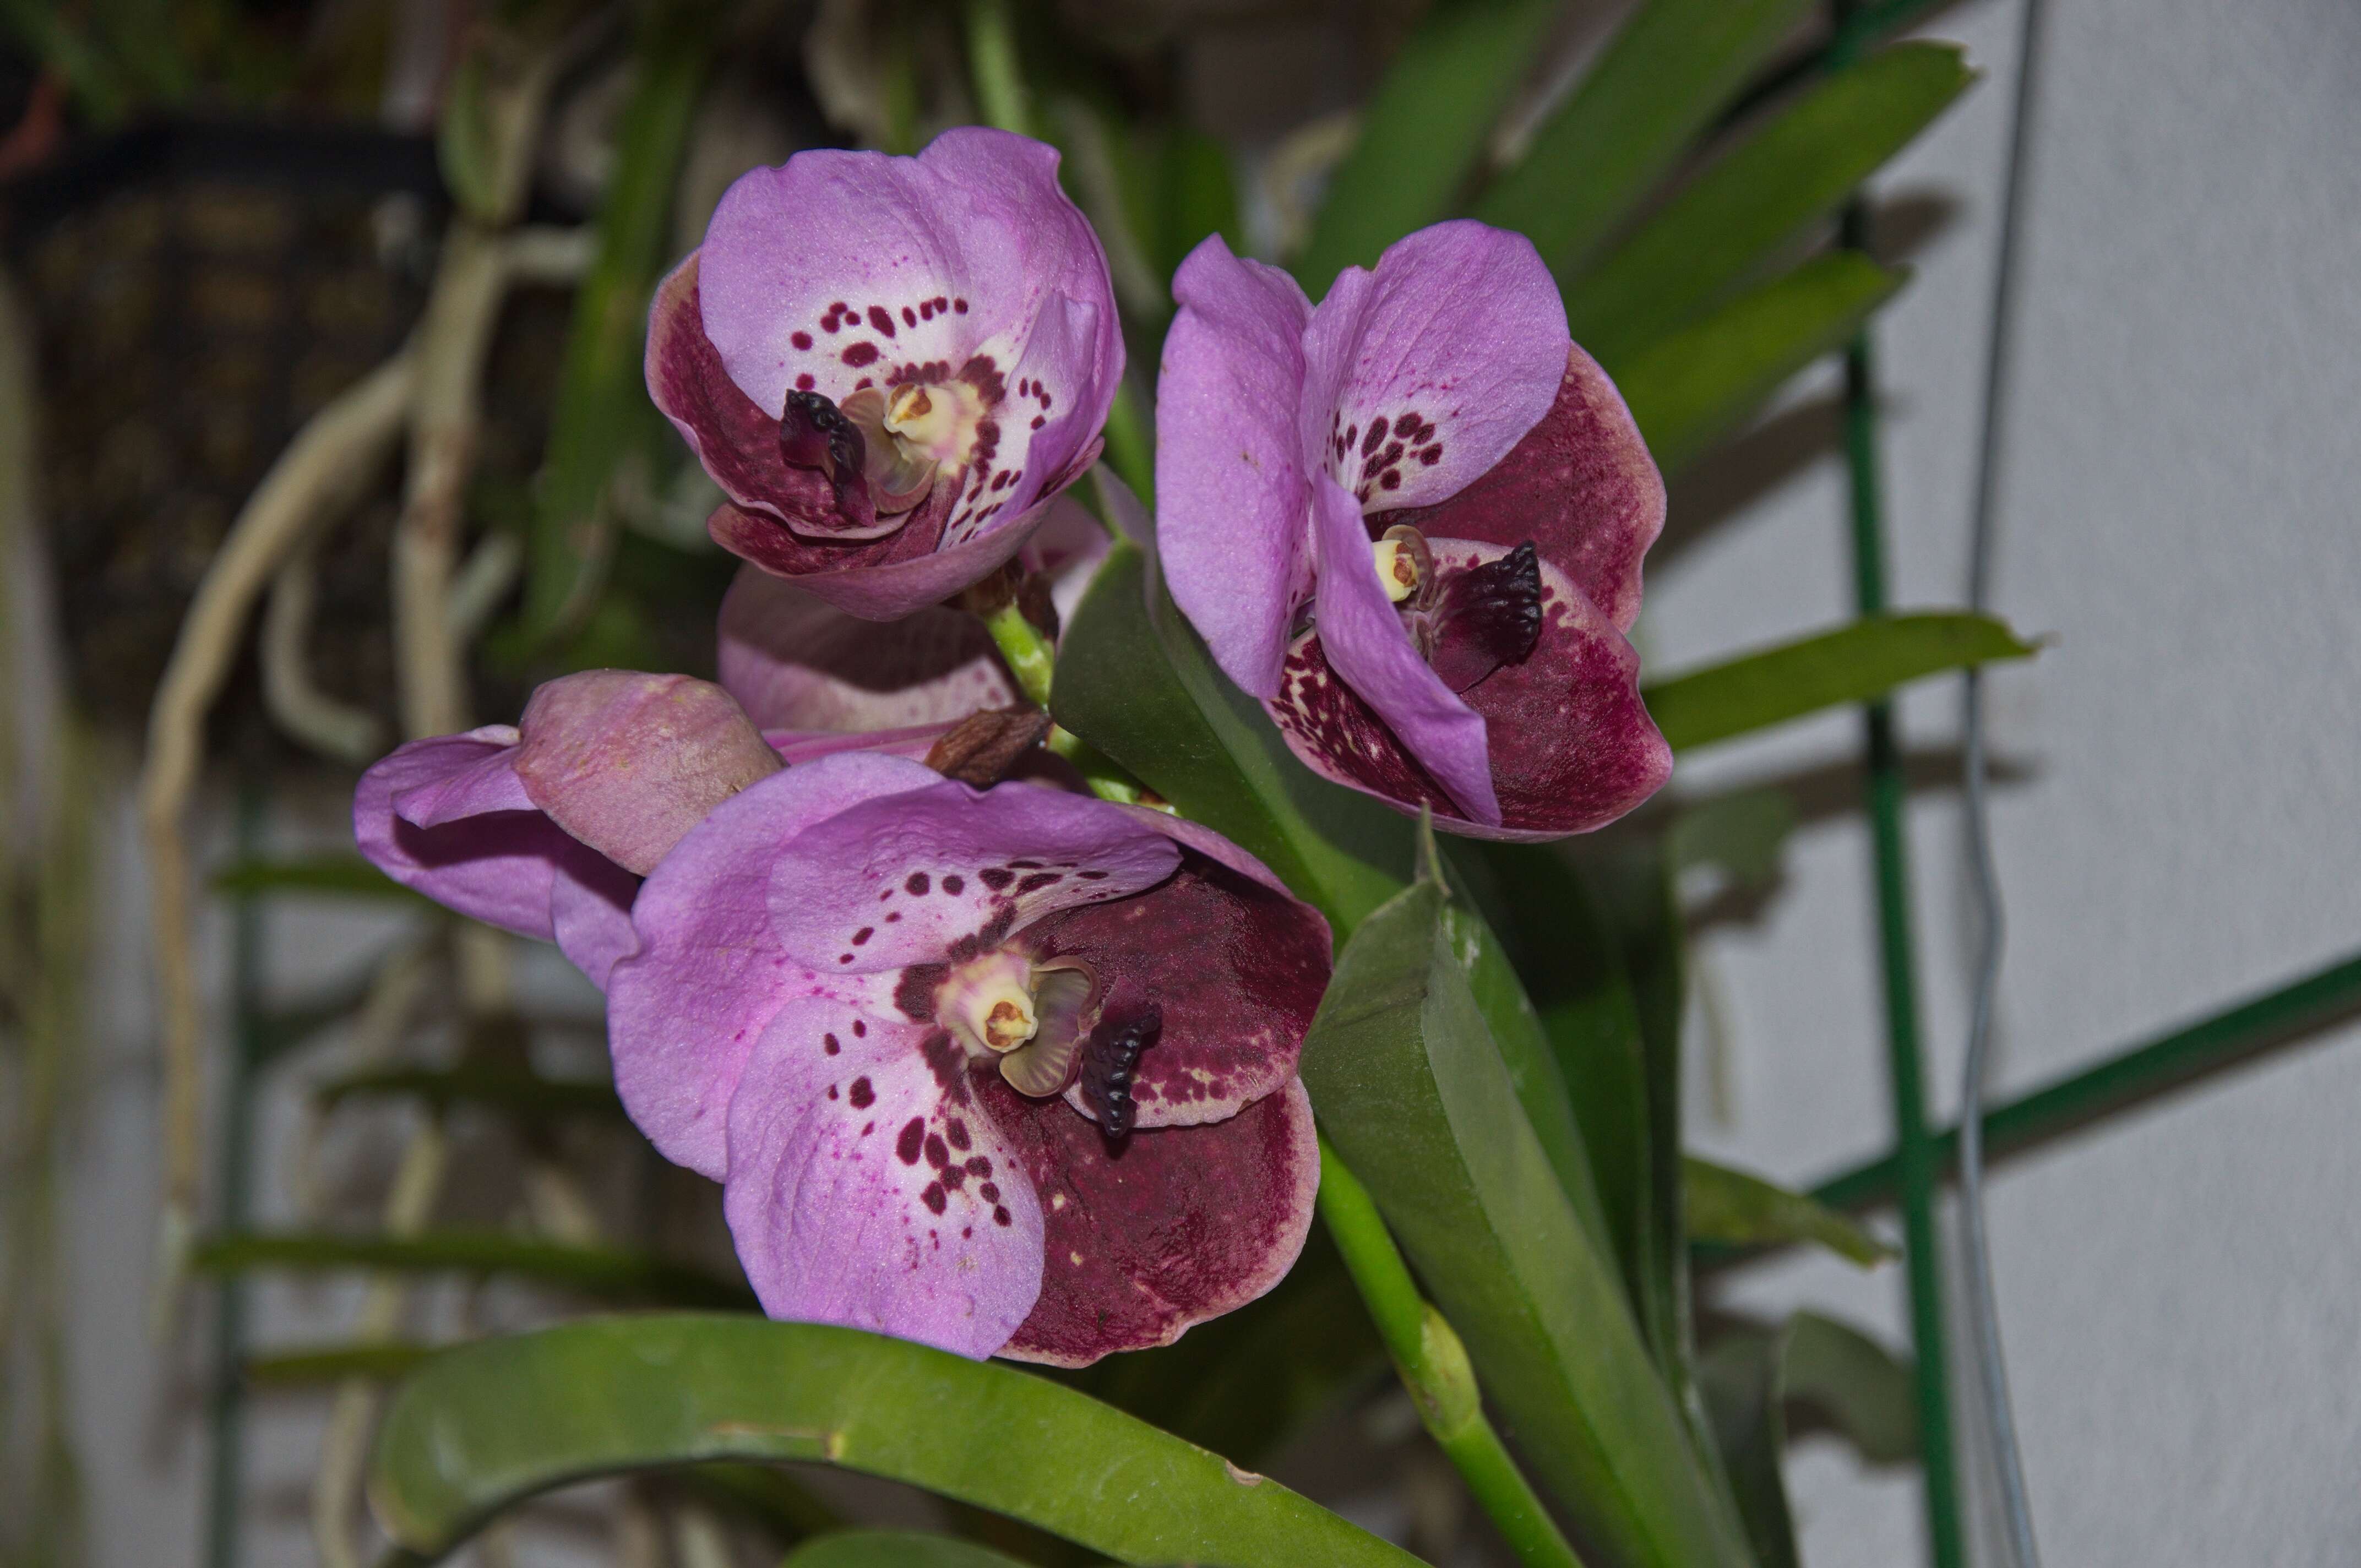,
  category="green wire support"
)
[1834,107,1966,1561]
[1813,948,2361,1213]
